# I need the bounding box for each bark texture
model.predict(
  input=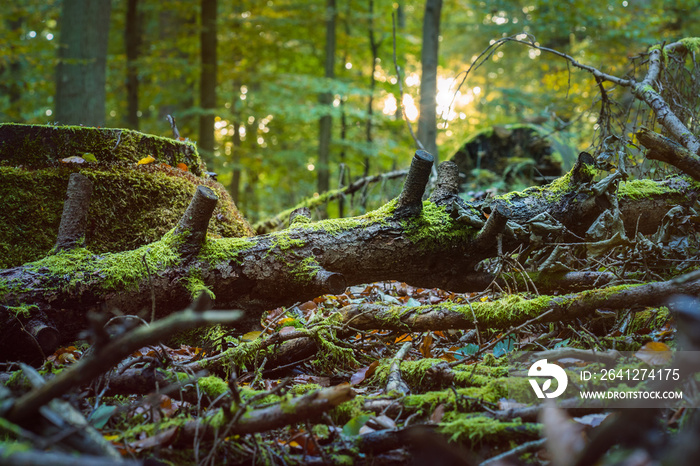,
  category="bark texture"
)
[416,0,442,160]
[55,0,111,126]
